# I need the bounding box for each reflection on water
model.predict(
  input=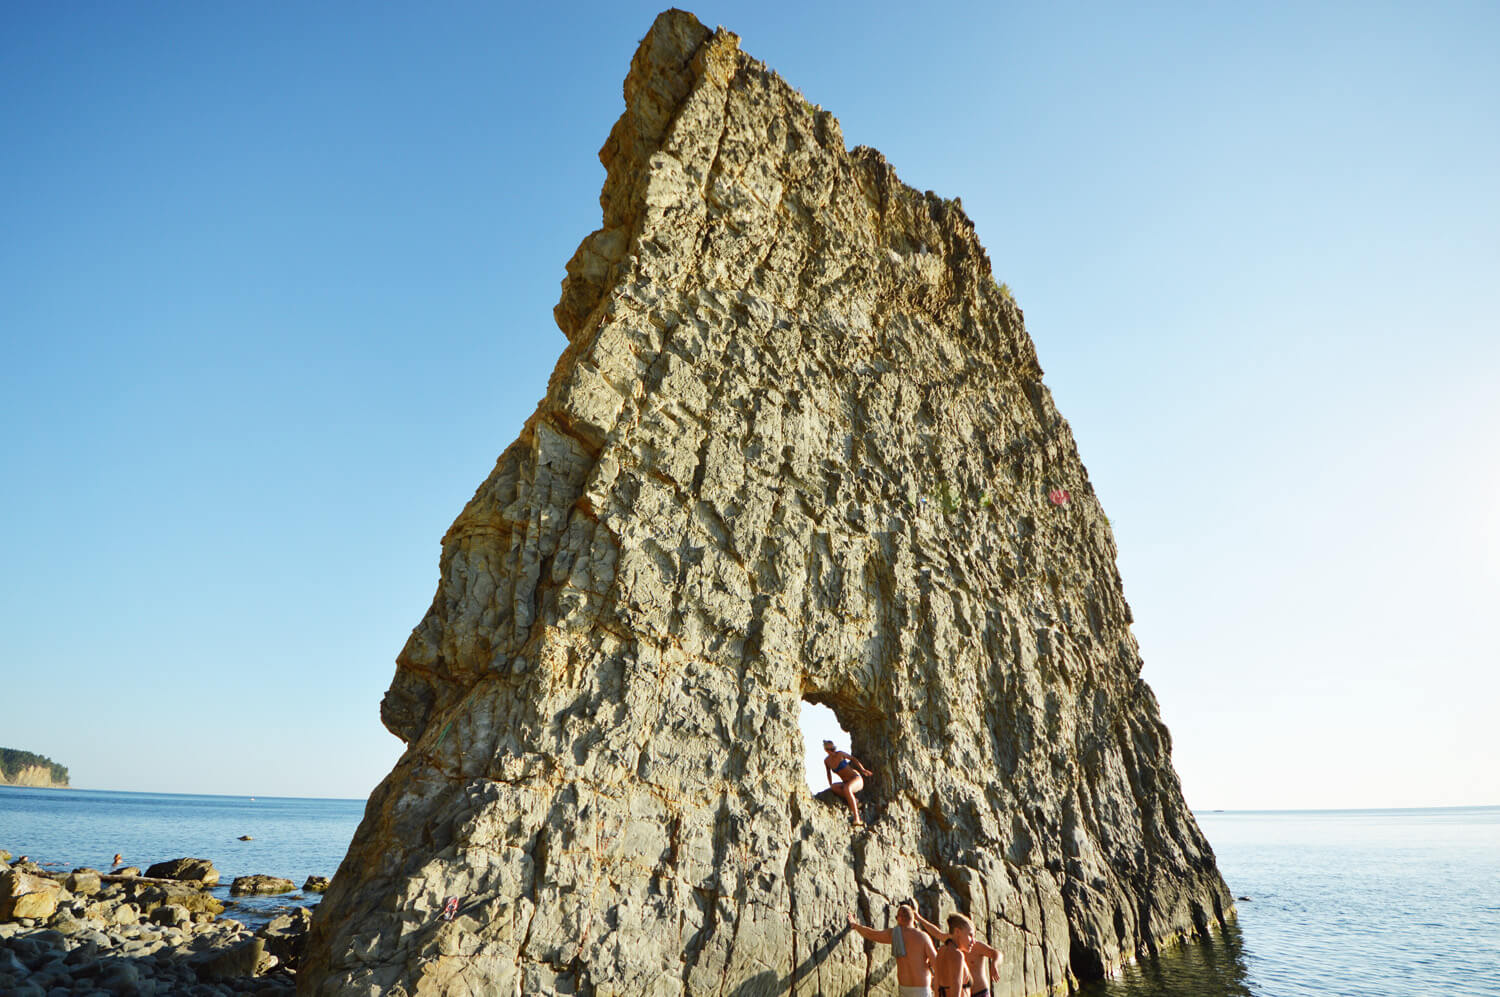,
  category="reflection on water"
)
[1077,808,1500,997]
[1076,922,1254,997]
